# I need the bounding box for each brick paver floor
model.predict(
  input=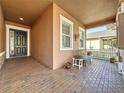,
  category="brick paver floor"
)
[0,57,124,93]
